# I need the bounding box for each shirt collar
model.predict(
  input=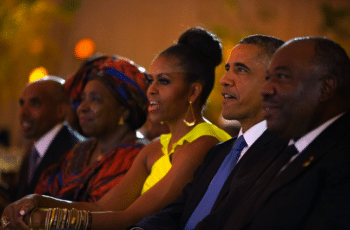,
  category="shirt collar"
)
[34,123,64,158]
[238,120,267,148]
[290,113,344,153]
